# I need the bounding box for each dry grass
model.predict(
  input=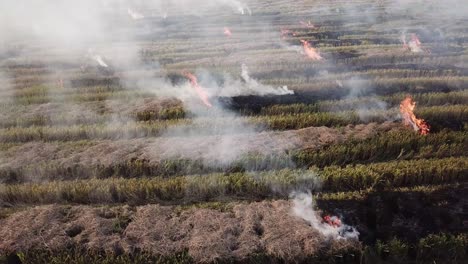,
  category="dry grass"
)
[0,201,358,262]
